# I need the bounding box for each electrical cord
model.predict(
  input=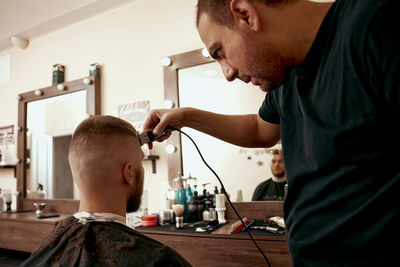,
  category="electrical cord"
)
[169,126,271,267]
